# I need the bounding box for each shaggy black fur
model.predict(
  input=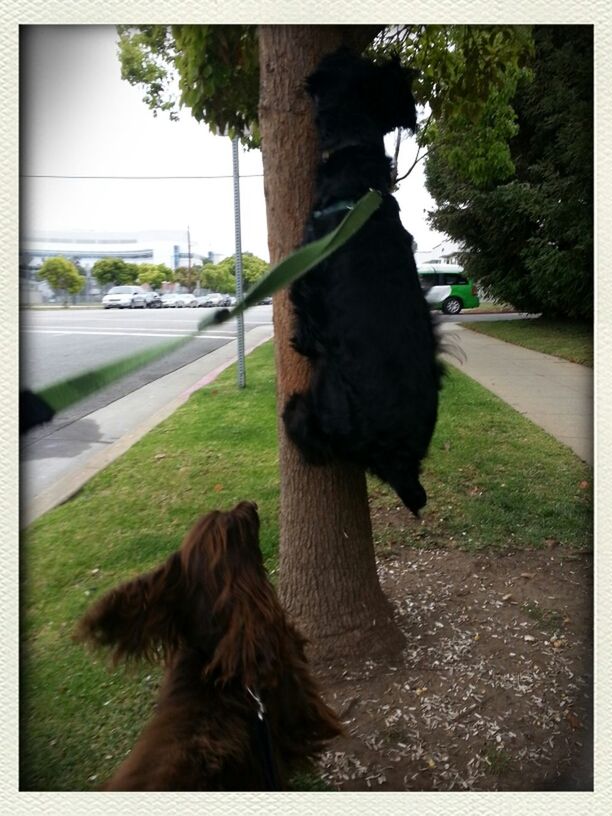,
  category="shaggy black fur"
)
[283,48,441,515]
